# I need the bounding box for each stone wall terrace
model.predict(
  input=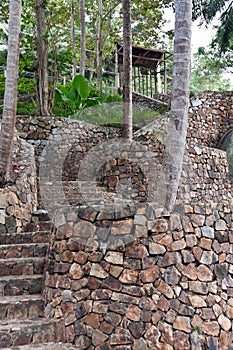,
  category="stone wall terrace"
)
[9,91,233,349]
